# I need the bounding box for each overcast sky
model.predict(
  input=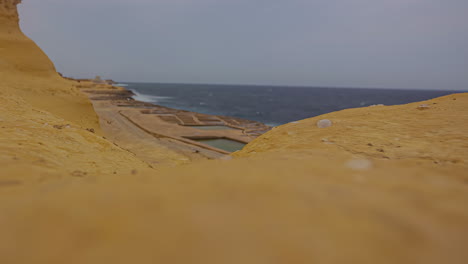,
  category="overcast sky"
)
[19,0,468,90]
